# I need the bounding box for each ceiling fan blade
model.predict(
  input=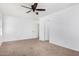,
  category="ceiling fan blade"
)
[26,10,32,13]
[34,3,38,6]
[36,9,46,11]
[32,3,38,12]
[34,3,38,9]
[21,5,32,9]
